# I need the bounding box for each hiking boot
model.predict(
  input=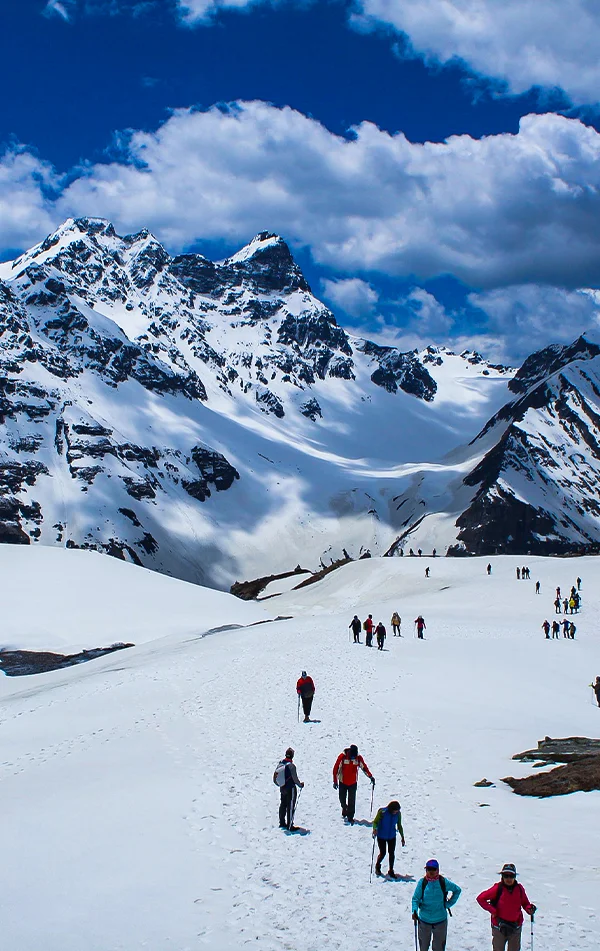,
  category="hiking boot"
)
[303,717,310,722]
[375,864,382,877]
[348,818,355,825]
[288,825,299,832]
[388,870,400,879]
